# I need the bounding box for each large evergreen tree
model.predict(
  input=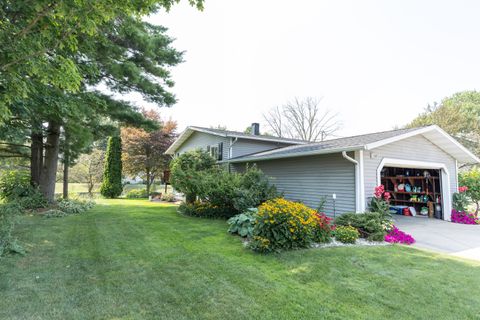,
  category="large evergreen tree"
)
[100,136,123,198]
[1,4,196,201]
